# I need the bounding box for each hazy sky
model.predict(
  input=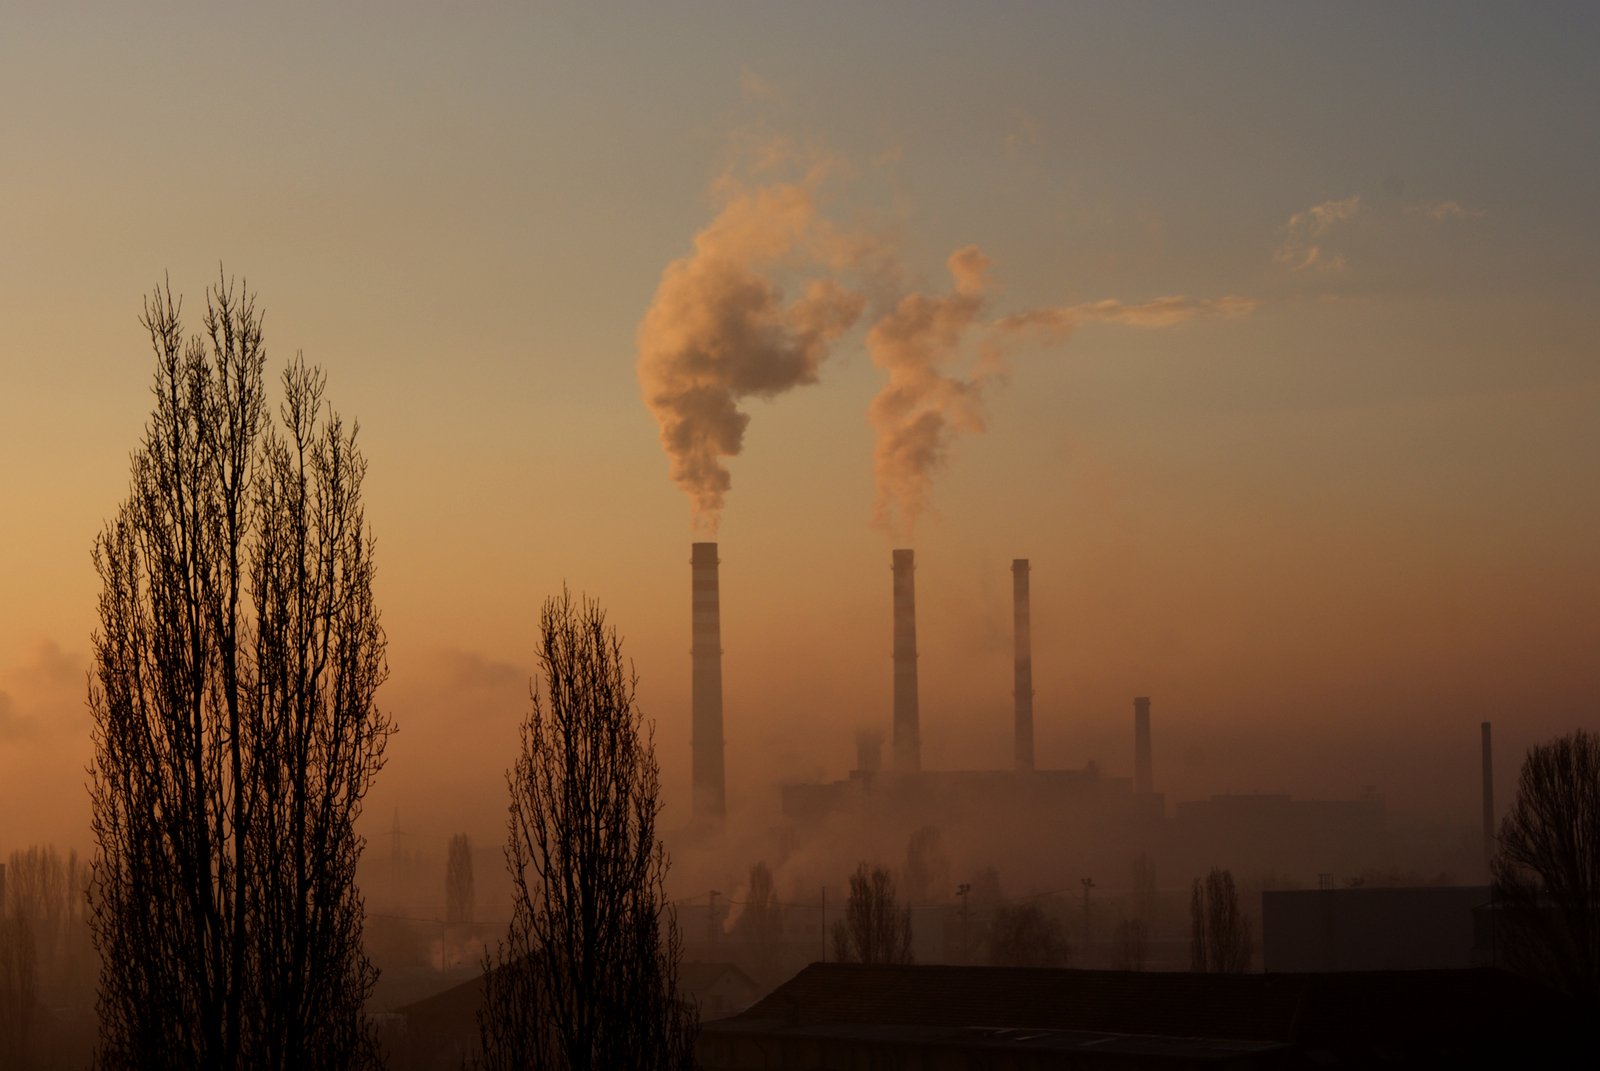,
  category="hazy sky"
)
[2,3,1597,855]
